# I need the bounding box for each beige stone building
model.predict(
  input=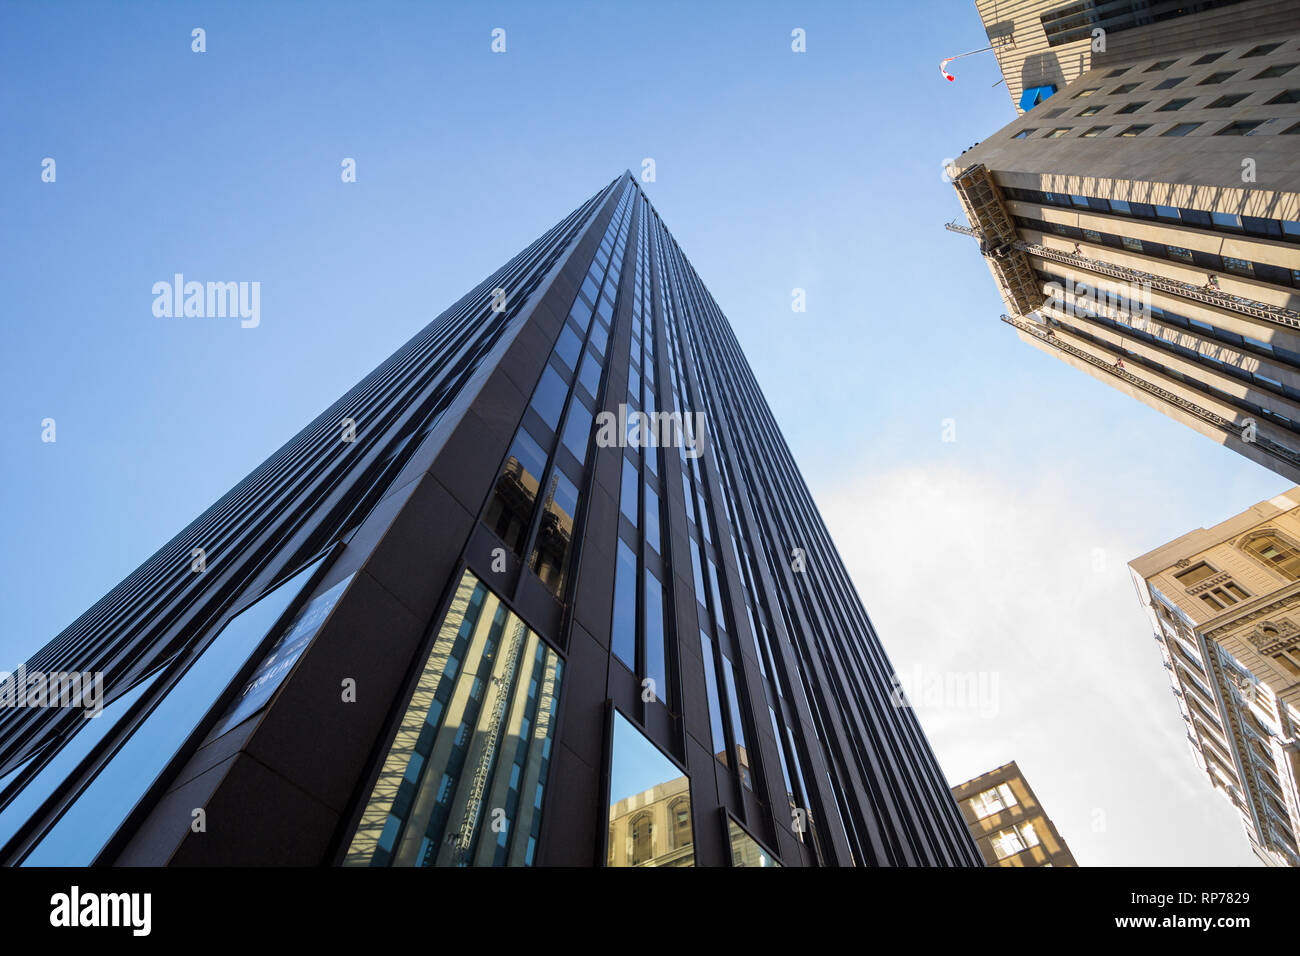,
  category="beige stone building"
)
[1130,487,1300,866]
[952,760,1078,866]
[949,1,1300,482]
